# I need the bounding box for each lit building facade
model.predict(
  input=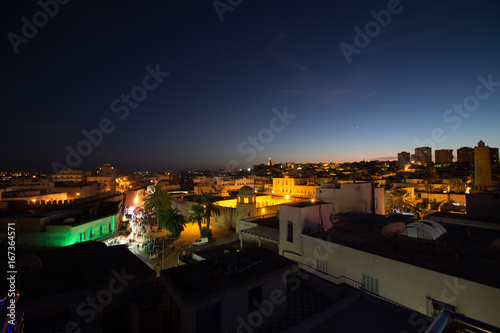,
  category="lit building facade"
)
[397,151,410,165]
[415,147,432,164]
[272,176,319,198]
[457,147,474,163]
[490,147,499,165]
[434,149,453,164]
